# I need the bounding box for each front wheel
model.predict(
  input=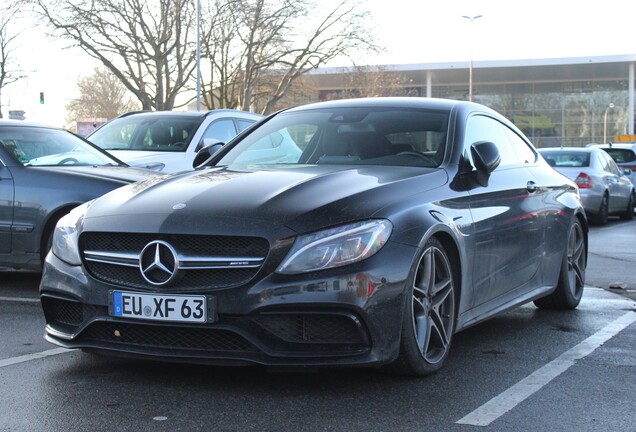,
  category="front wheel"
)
[534,218,586,310]
[391,237,456,376]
